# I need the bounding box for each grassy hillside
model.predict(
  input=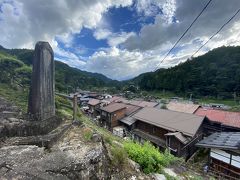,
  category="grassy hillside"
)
[131,46,240,100]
